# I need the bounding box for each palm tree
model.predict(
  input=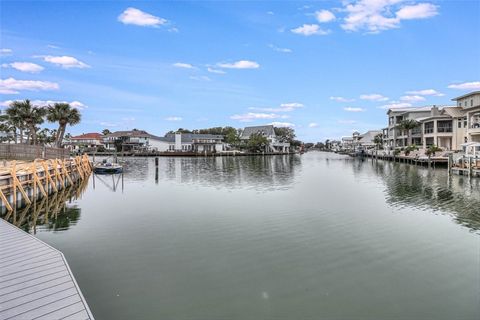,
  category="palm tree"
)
[47,103,81,148]
[9,100,46,145]
[397,119,419,147]
[5,102,26,143]
[102,129,111,136]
